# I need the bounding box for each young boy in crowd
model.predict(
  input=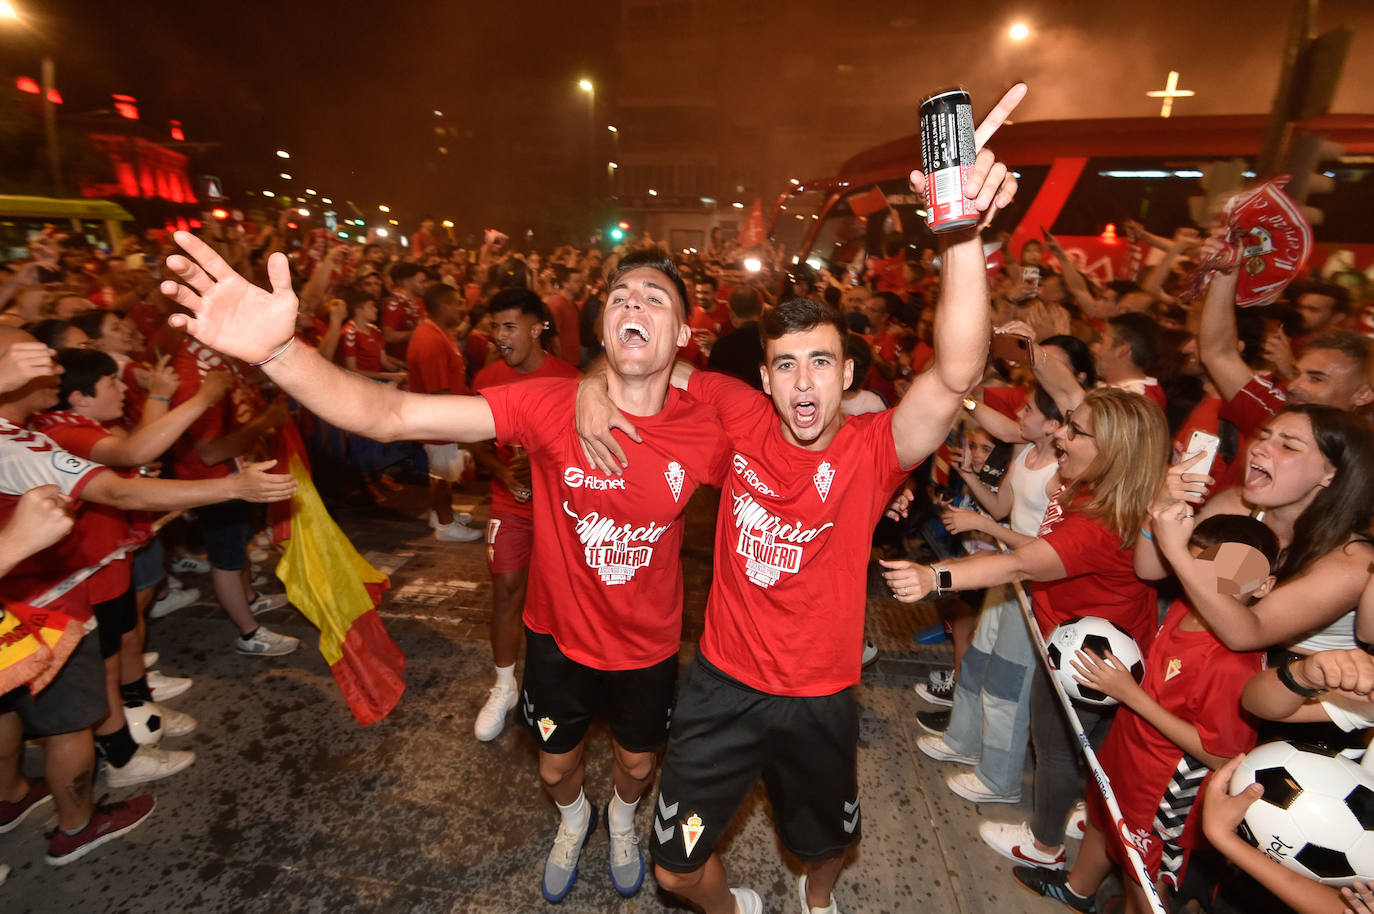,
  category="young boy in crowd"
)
[1015,513,1278,913]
